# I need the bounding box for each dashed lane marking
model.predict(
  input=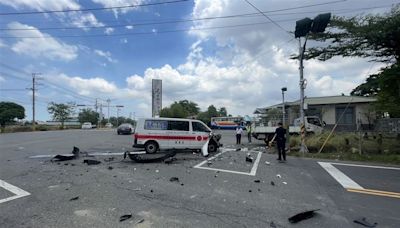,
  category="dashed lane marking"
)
[0,179,31,204]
